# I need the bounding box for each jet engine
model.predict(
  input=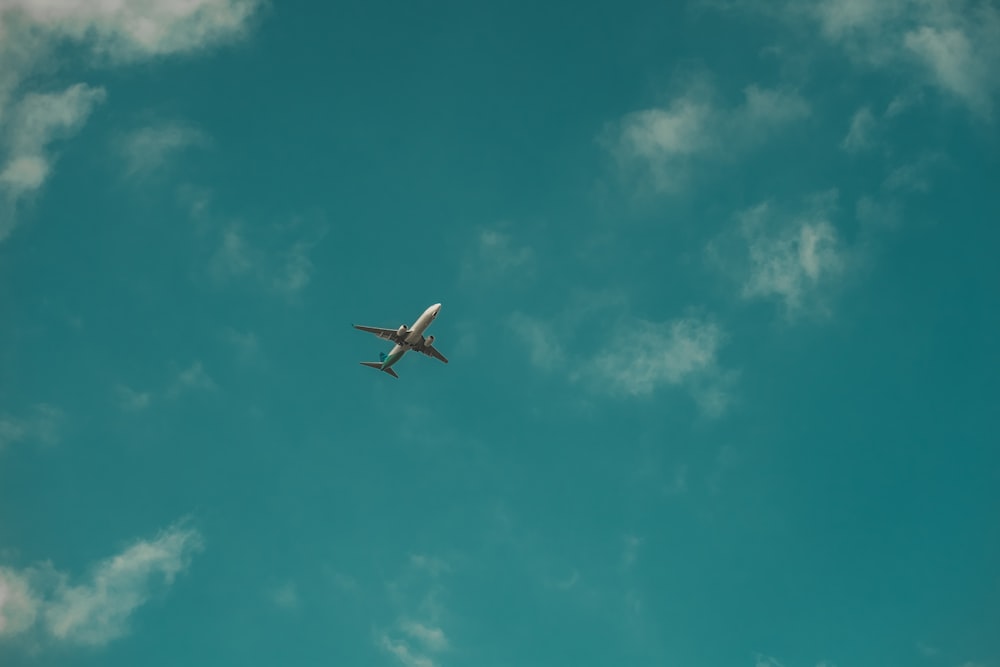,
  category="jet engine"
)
[424,335,434,347]
[397,324,408,338]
